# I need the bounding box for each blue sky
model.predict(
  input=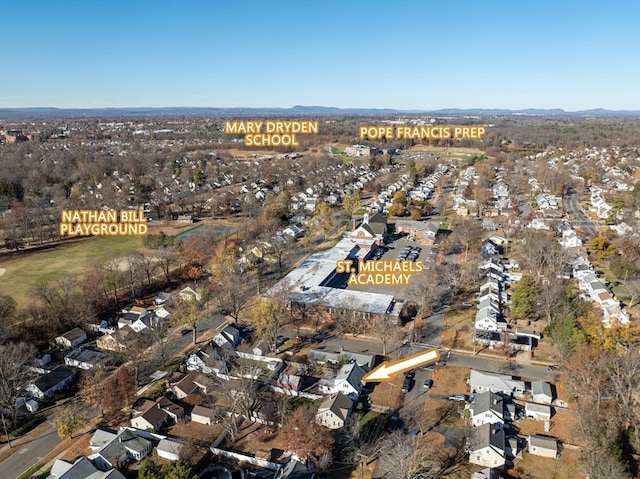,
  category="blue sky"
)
[1,0,639,110]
